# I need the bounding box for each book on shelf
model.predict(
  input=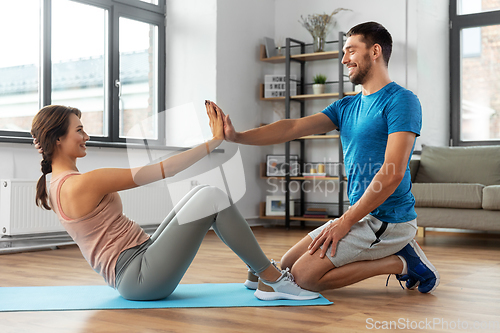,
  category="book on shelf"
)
[303,175,327,179]
[302,172,327,178]
[303,214,328,218]
[263,37,276,58]
[307,207,327,212]
[304,212,328,217]
[303,207,328,218]
[306,209,326,214]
